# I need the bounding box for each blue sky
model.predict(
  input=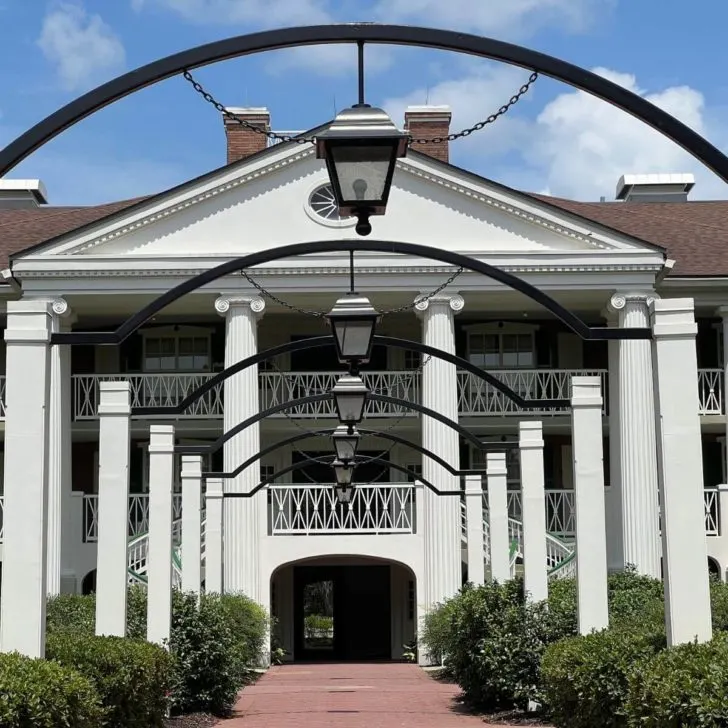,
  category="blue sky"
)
[1,0,728,205]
